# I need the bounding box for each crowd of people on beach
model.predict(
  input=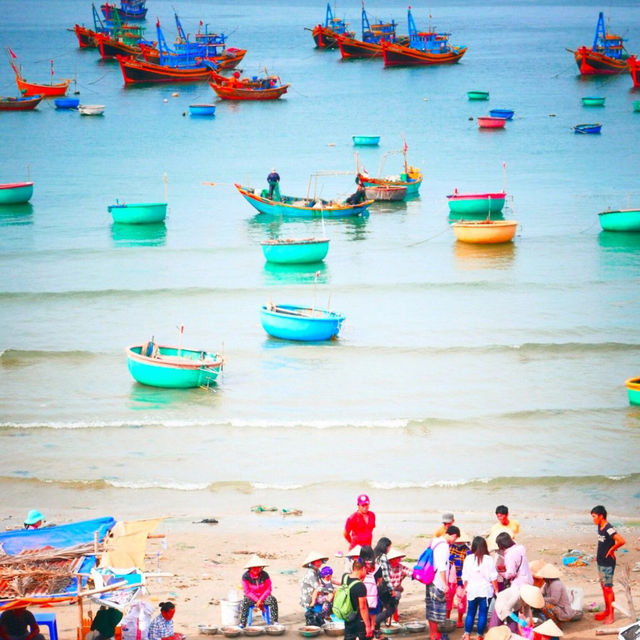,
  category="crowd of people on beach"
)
[229,497,626,640]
